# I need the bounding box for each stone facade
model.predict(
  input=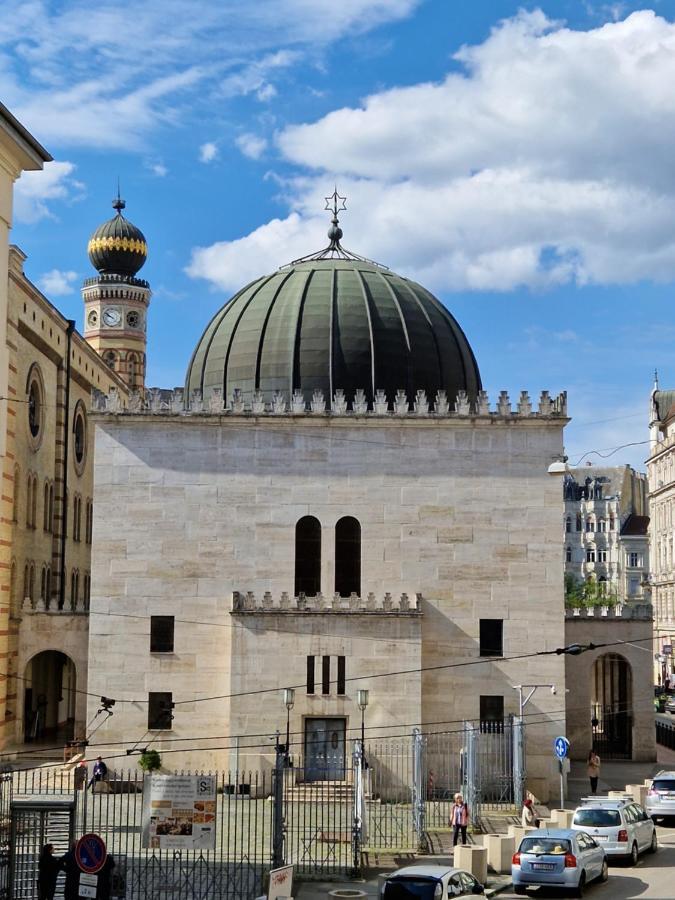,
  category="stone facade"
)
[564,605,655,762]
[87,393,568,794]
[0,247,128,747]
